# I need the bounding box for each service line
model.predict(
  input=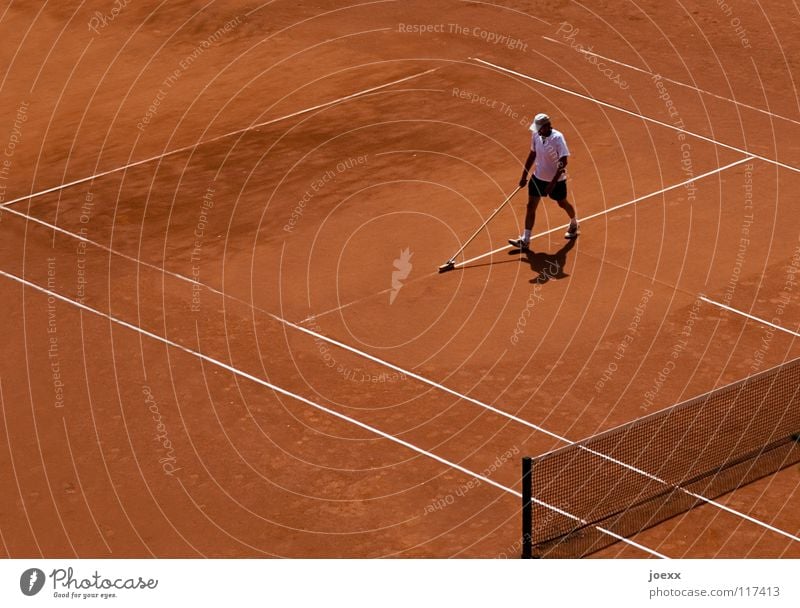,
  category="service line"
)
[700,295,800,338]
[456,155,755,269]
